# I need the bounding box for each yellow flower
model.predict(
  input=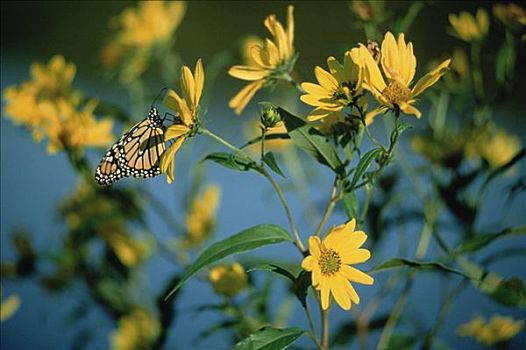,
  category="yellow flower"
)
[160,59,204,184]
[3,55,114,154]
[457,315,524,346]
[448,8,489,42]
[241,35,265,67]
[209,263,248,297]
[300,51,364,122]
[106,232,154,268]
[0,291,21,322]
[110,308,161,350]
[356,32,450,123]
[301,219,374,310]
[494,3,526,27]
[475,129,521,168]
[228,5,296,115]
[184,185,221,247]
